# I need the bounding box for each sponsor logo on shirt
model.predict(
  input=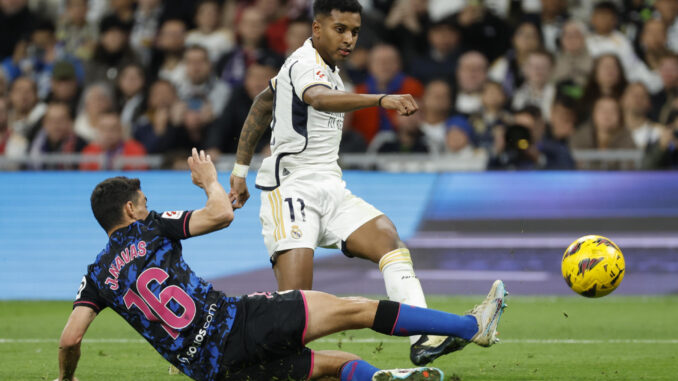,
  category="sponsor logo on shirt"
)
[162,211,184,220]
